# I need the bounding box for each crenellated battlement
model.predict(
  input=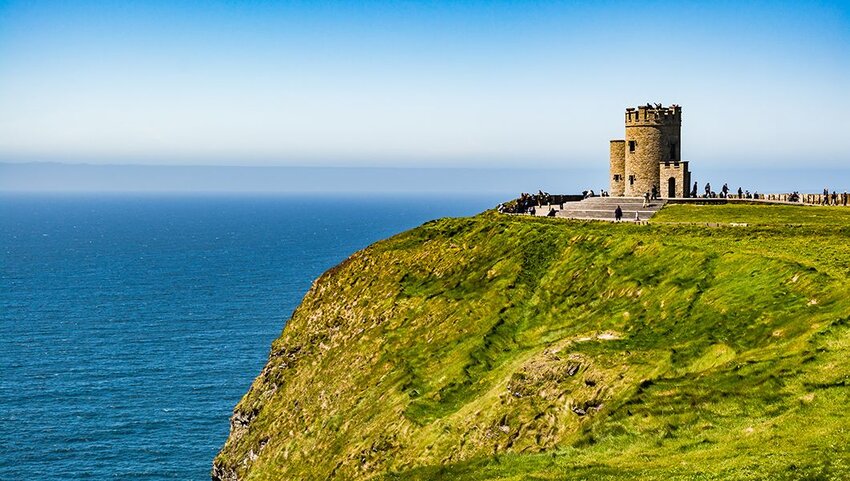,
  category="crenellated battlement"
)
[625,104,681,126]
